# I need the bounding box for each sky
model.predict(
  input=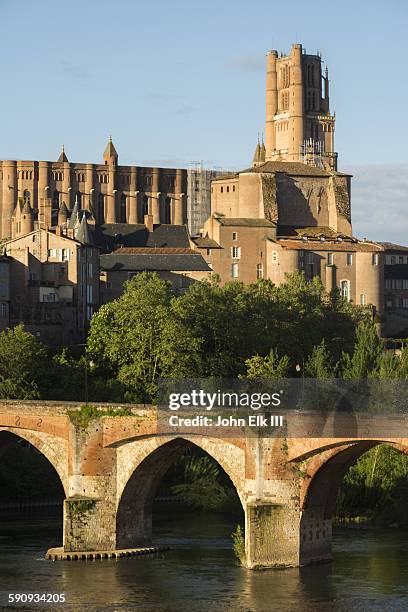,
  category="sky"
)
[1,0,407,243]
